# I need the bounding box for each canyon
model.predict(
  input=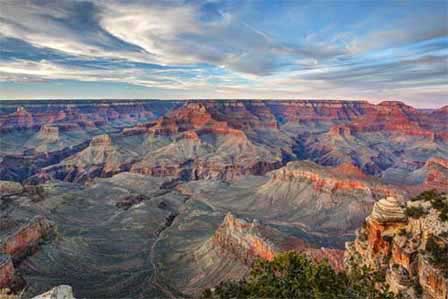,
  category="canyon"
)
[0,99,446,298]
